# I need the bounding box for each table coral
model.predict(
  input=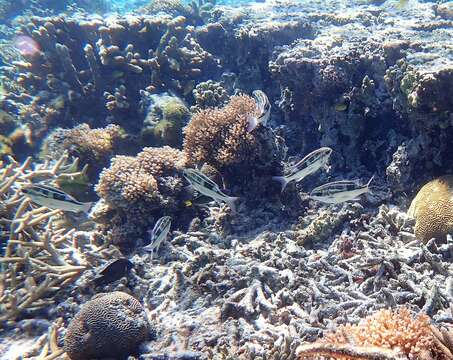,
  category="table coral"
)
[408,175,453,243]
[64,291,149,360]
